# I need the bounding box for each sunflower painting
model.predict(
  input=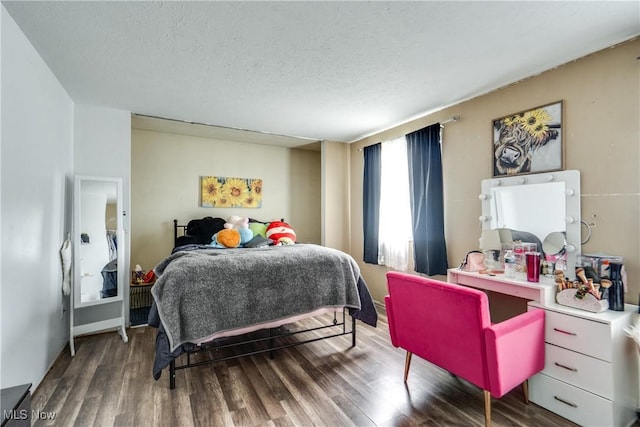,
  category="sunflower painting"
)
[200,176,262,208]
[492,101,563,177]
